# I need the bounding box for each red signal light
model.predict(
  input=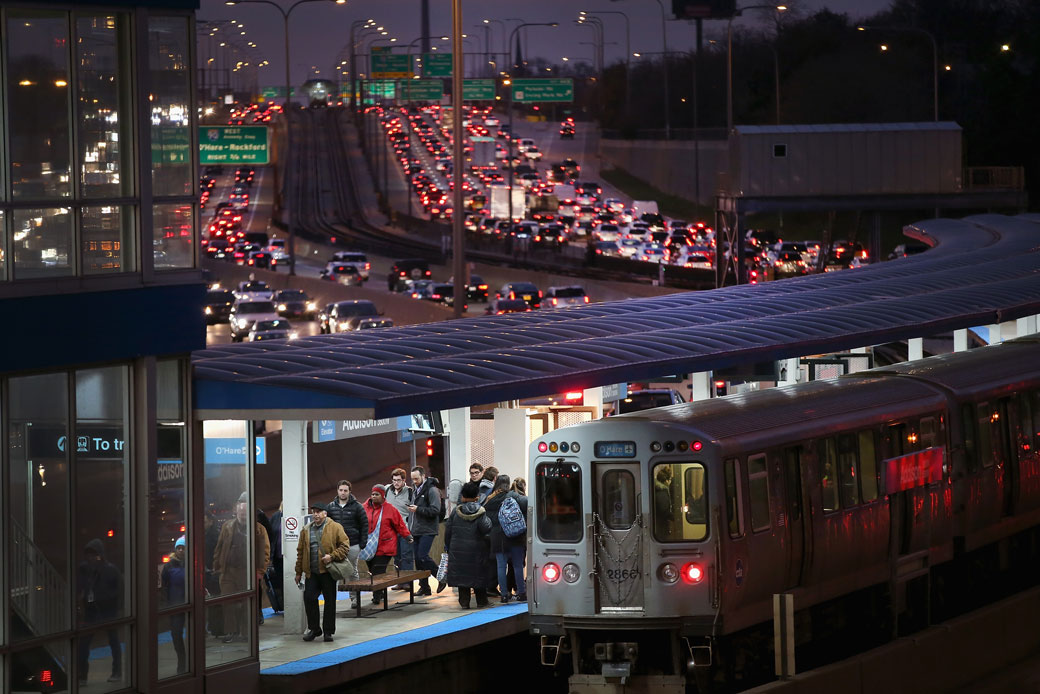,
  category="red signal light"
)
[681,563,704,584]
[107,529,115,537]
[564,391,583,402]
[543,562,560,582]
[538,441,548,453]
